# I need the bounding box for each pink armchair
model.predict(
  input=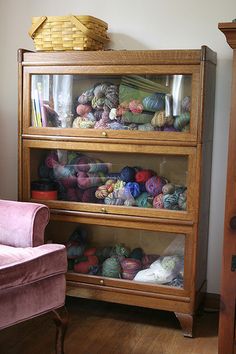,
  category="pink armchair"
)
[0,199,68,354]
